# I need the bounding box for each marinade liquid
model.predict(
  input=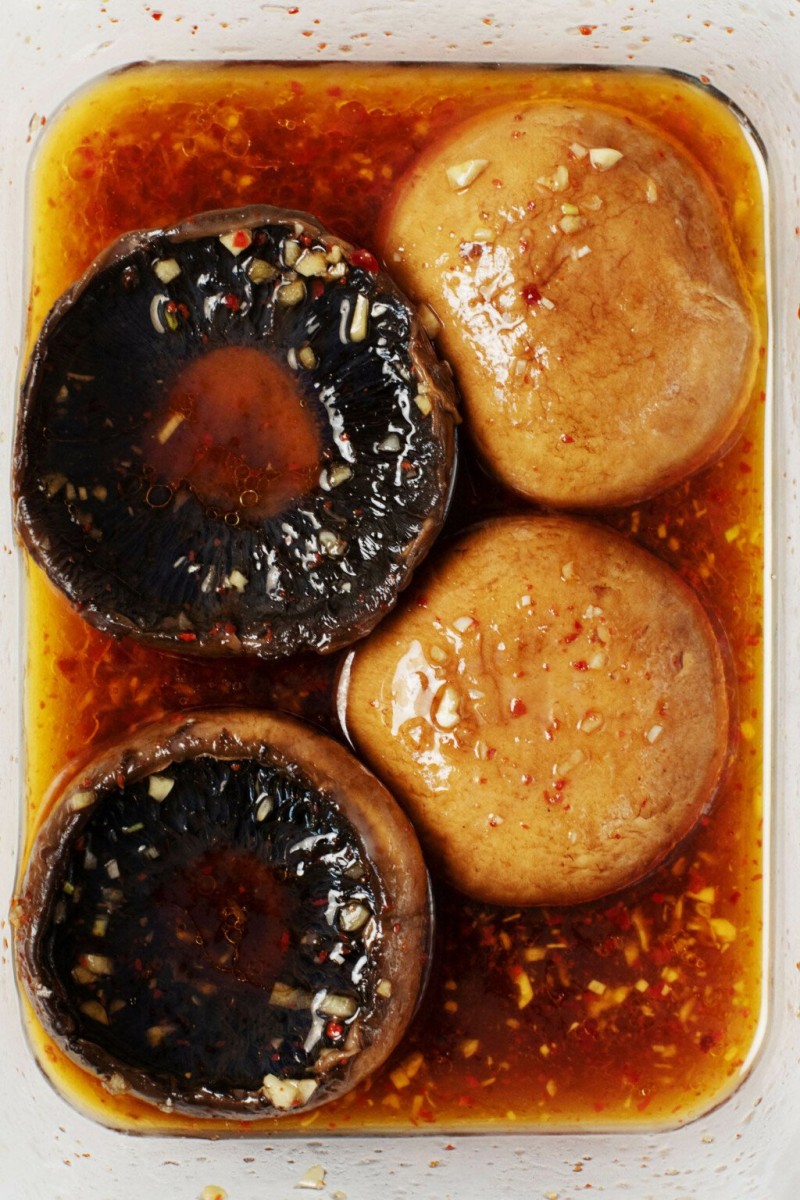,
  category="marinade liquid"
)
[20,63,767,1133]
